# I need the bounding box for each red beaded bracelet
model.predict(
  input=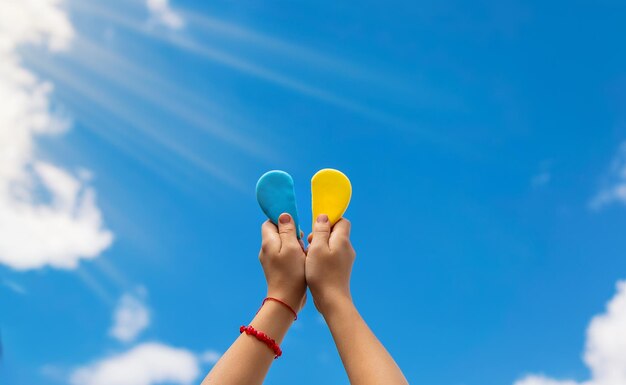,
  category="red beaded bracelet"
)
[240,325,282,359]
[258,297,298,321]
